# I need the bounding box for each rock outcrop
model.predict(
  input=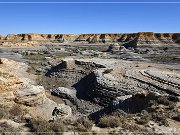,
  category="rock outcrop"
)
[1,32,180,46]
[0,58,72,120]
[125,68,180,96]
[0,35,5,40]
[51,87,76,100]
[14,85,46,106]
[52,104,72,119]
[55,58,179,106]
